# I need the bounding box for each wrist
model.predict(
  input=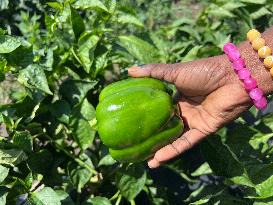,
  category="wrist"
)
[238,42,273,96]
[221,35,273,99]
[238,28,273,96]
